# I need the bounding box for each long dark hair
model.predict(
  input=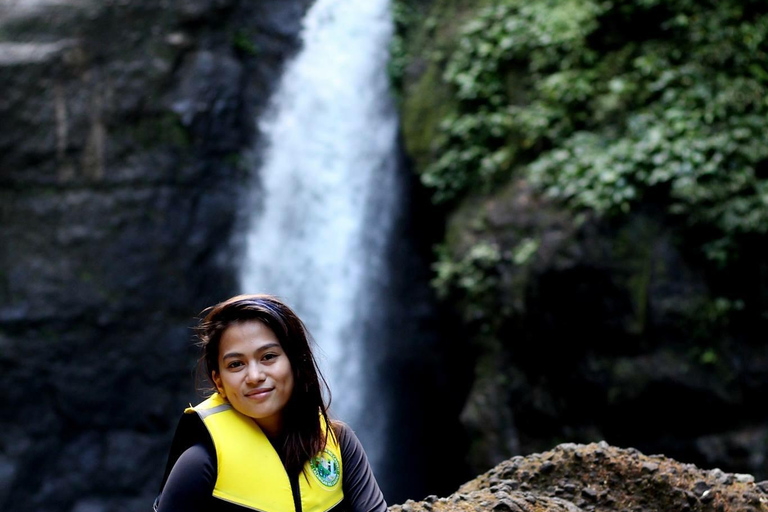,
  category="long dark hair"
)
[195,294,333,477]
